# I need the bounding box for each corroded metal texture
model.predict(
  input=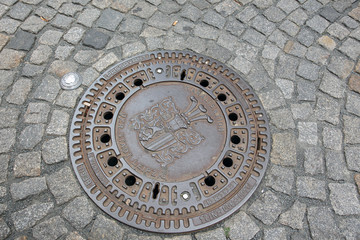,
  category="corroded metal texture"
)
[69,51,271,233]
